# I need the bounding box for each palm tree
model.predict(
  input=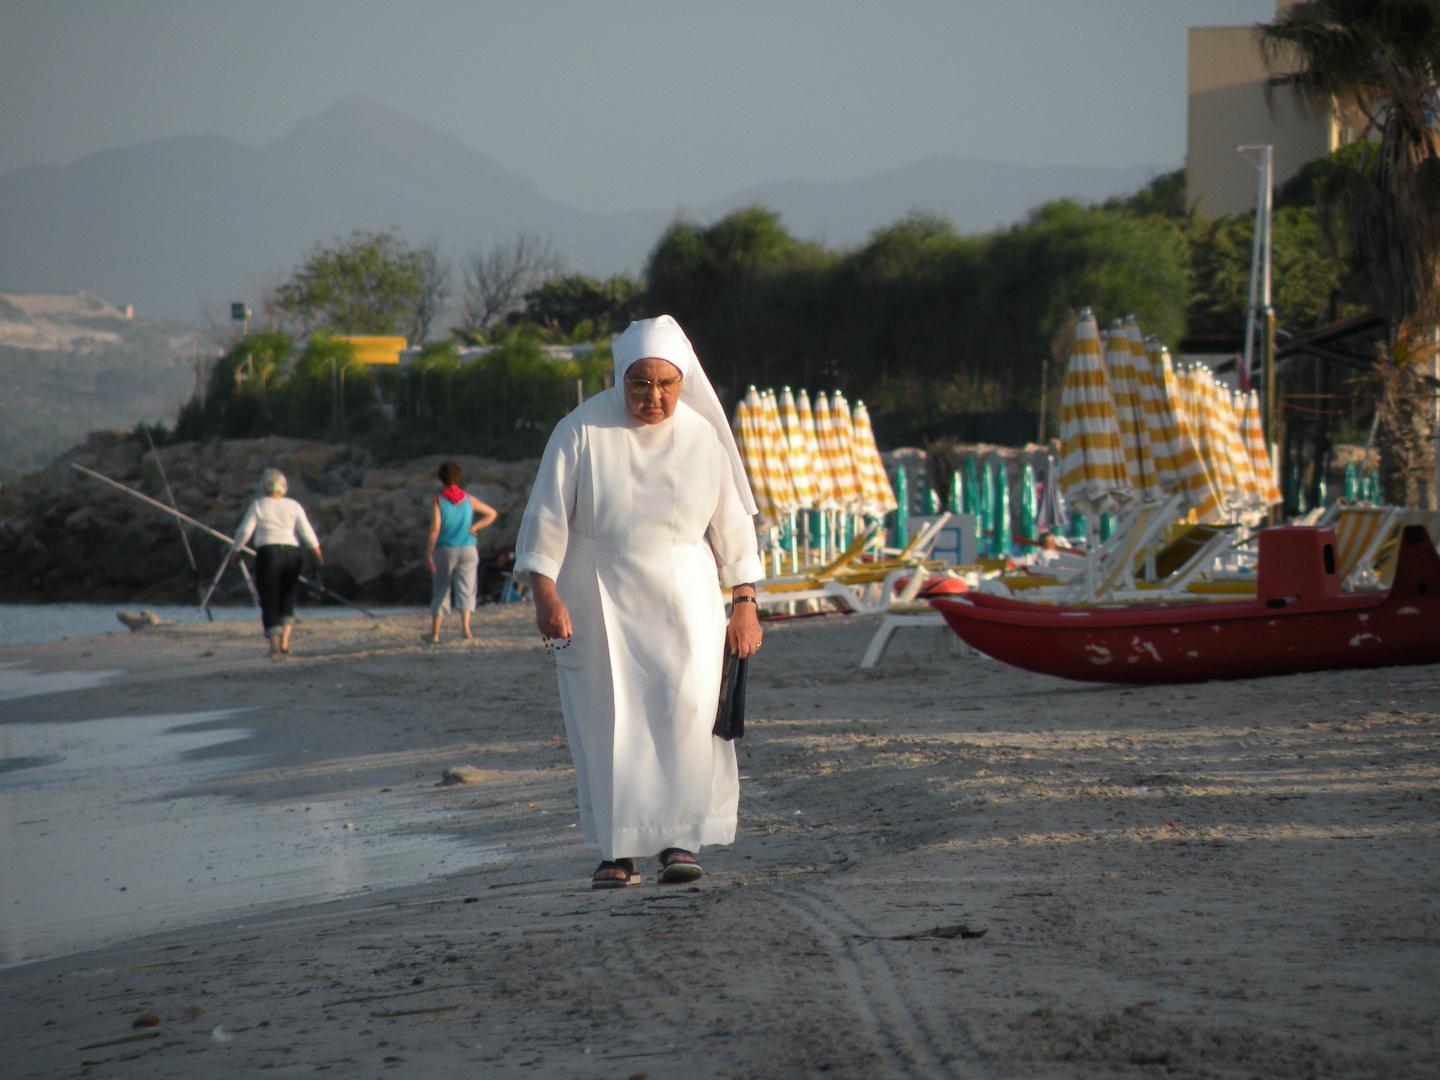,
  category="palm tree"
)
[1259,0,1440,507]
